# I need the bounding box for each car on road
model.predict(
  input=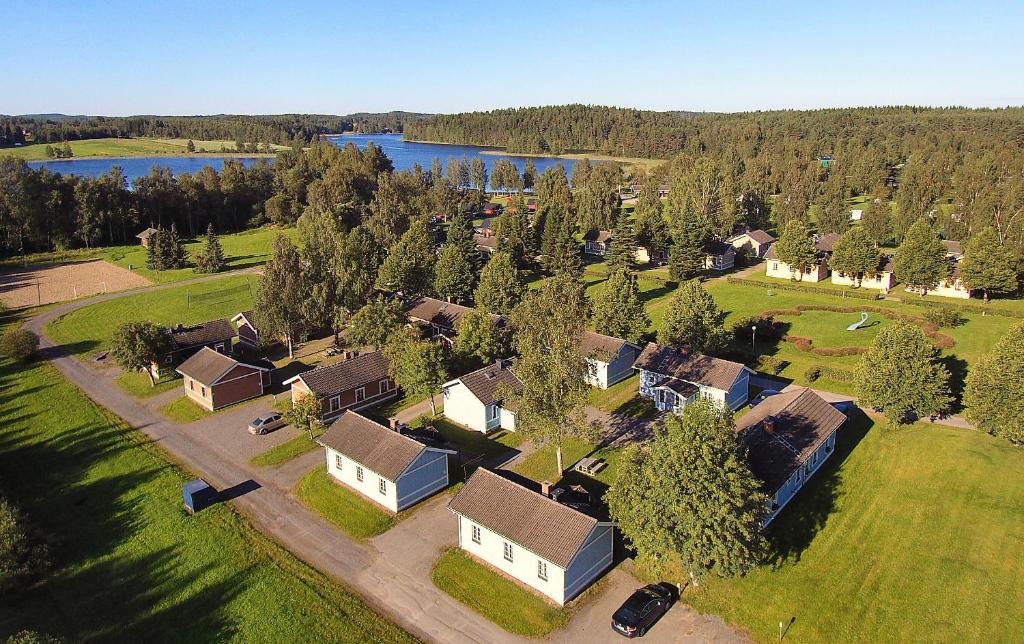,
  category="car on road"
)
[248,412,287,435]
[750,389,781,407]
[611,583,675,637]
